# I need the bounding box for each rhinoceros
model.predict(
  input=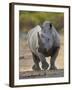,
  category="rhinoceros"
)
[27,21,60,71]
